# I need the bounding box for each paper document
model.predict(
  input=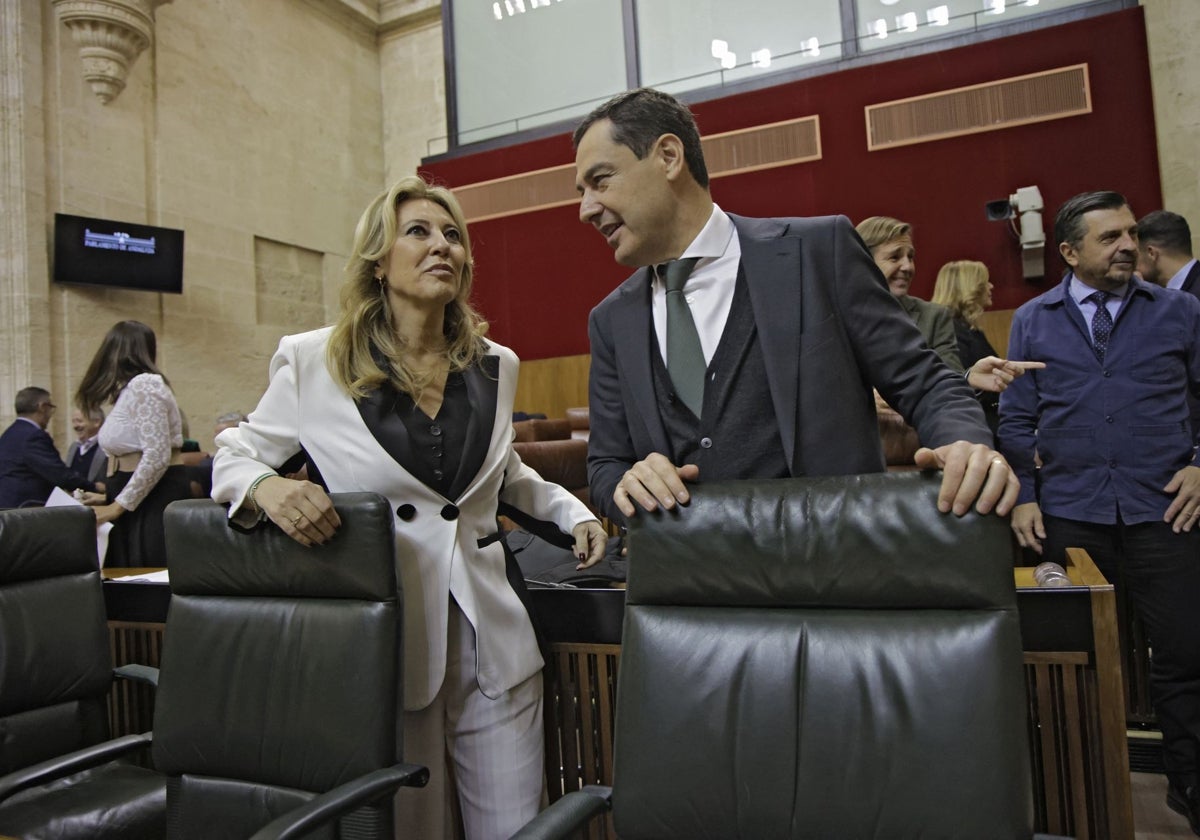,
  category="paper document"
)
[107,569,170,583]
[44,486,112,568]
